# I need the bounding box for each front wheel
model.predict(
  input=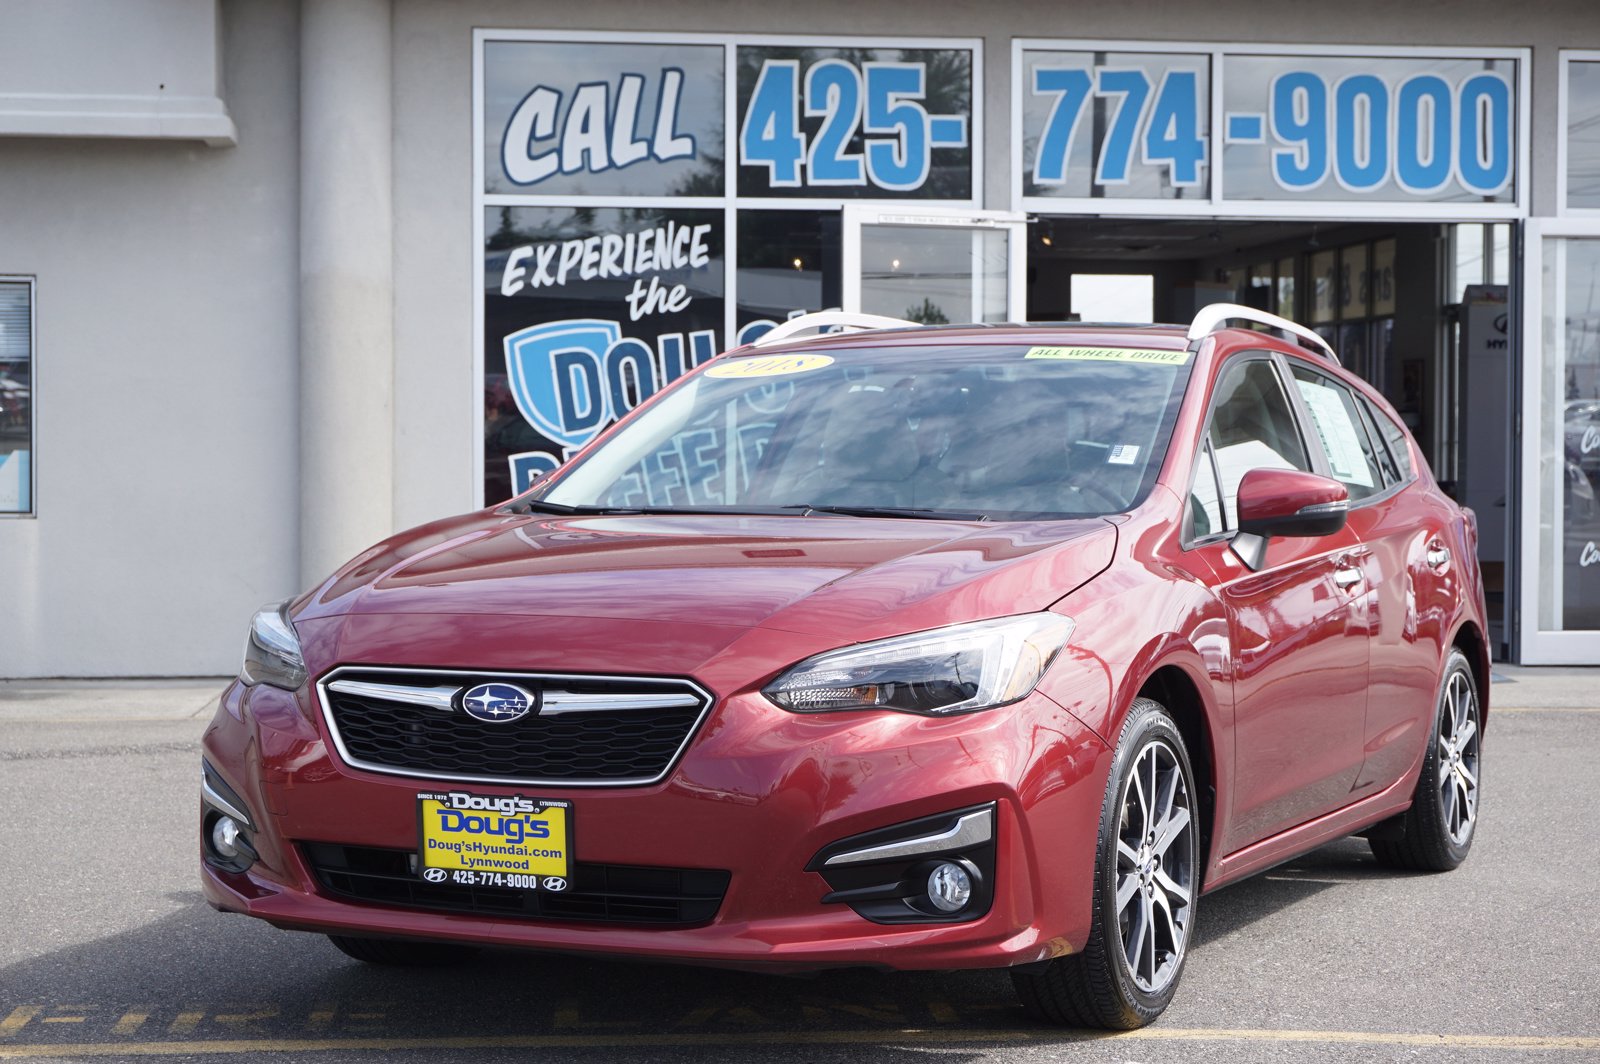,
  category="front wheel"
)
[1012,697,1200,1029]
[1369,648,1481,872]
